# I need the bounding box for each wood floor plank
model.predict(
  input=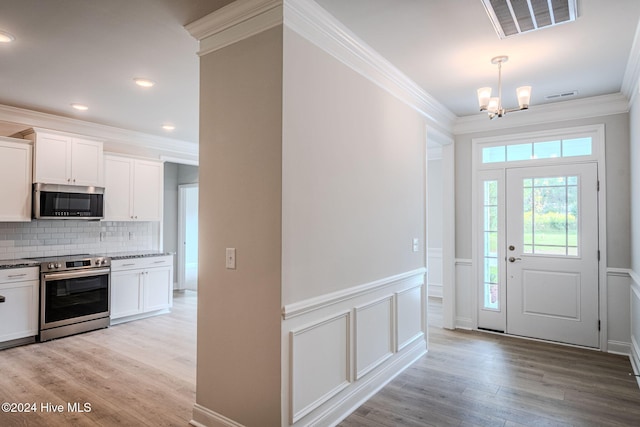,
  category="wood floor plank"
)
[339,298,640,427]
[0,291,197,427]
[2,294,639,426]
